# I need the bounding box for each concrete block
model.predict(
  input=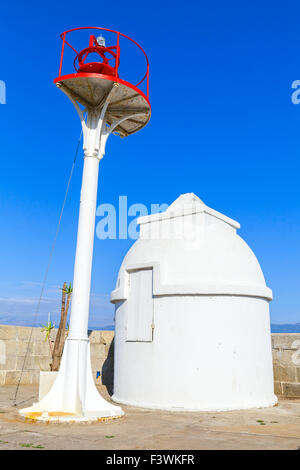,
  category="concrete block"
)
[49,329,58,342]
[272,349,281,365]
[16,356,36,371]
[4,370,31,385]
[283,349,300,366]
[31,370,40,385]
[0,355,17,370]
[17,326,32,340]
[272,364,280,380]
[0,325,17,340]
[32,328,48,342]
[281,382,300,398]
[273,349,300,366]
[0,371,6,385]
[88,330,101,343]
[3,339,21,356]
[0,339,5,365]
[90,343,106,358]
[100,331,114,345]
[0,328,114,388]
[91,354,106,372]
[271,335,275,348]
[33,341,51,356]
[274,381,282,395]
[272,334,300,350]
[290,349,300,367]
[273,364,297,383]
[35,356,52,371]
[16,355,51,371]
[16,340,34,356]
